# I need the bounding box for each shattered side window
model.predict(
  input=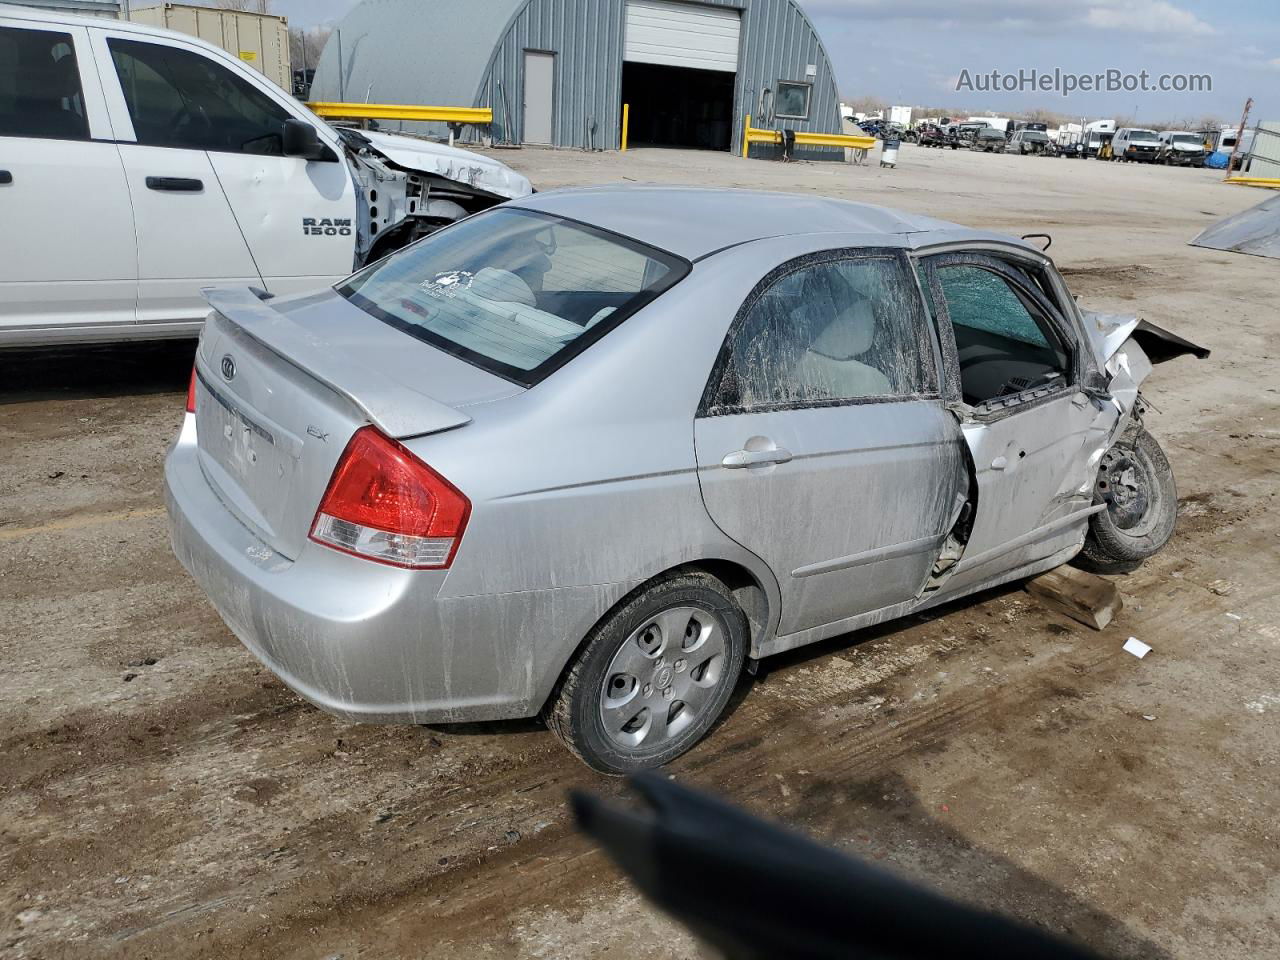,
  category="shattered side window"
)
[714,256,929,411]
